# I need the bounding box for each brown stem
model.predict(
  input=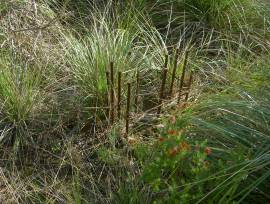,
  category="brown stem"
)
[169,48,179,96]
[135,71,140,112]
[177,51,189,103]
[157,54,169,114]
[117,71,122,119]
[126,83,131,136]
[105,71,110,120]
[157,68,168,115]
[164,54,169,70]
